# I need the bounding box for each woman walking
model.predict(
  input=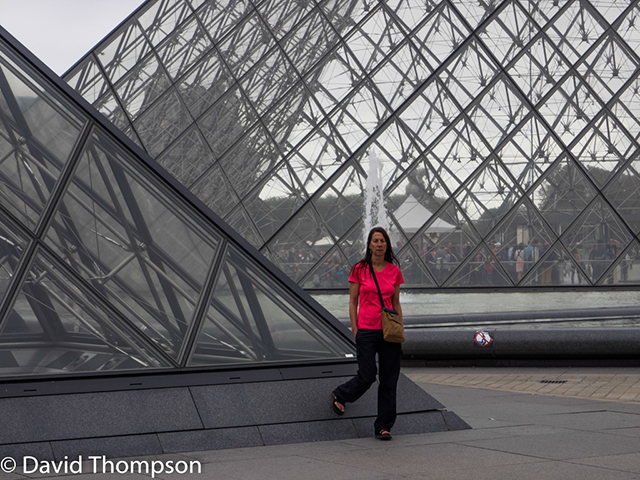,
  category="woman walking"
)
[331,227,404,440]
